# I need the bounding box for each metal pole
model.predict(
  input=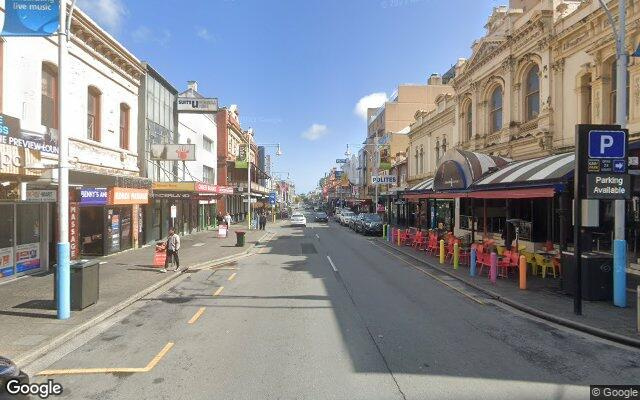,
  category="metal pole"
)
[247,146,252,230]
[56,1,70,320]
[614,0,628,307]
